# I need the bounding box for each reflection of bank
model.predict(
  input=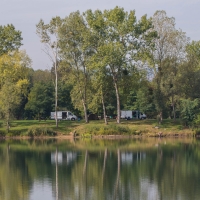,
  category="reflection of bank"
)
[50,150,146,166]
[50,149,147,199]
[51,151,78,165]
[51,150,78,200]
